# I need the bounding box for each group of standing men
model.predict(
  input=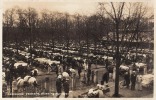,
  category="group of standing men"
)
[56,75,70,98]
[123,64,143,90]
